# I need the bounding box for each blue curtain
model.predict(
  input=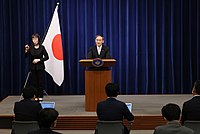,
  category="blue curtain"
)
[0,0,199,100]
